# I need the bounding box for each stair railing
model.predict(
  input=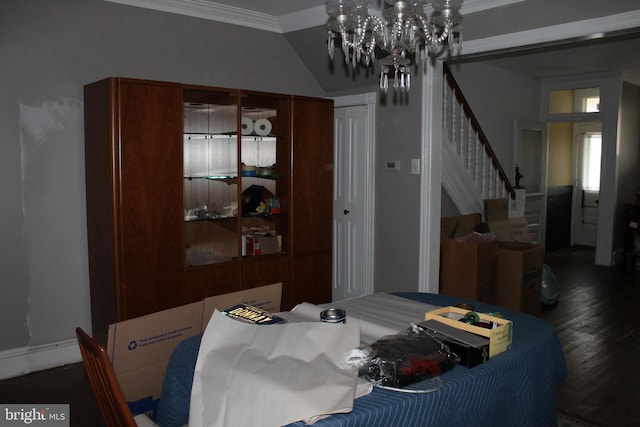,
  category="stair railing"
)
[442,62,515,200]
